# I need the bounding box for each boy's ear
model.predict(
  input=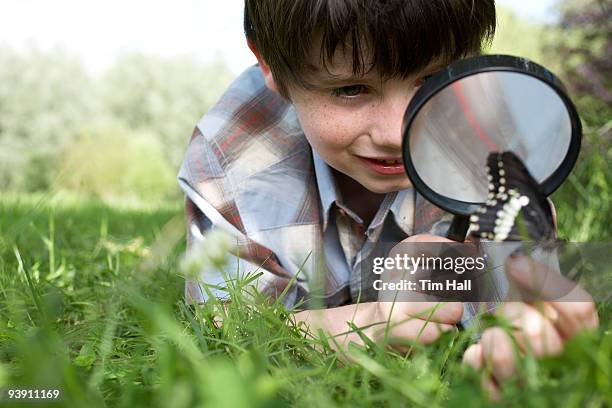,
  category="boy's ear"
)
[247,39,279,93]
